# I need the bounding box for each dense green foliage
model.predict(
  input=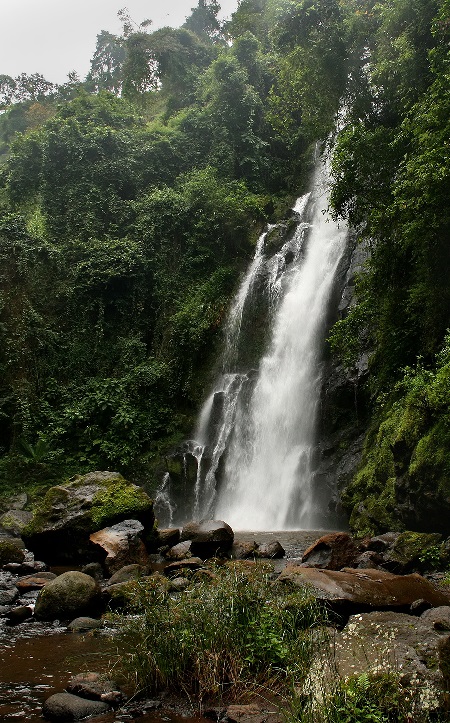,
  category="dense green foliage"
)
[343,335,450,535]
[328,0,450,534]
[0,0,349,494]
[1,0,449,532]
